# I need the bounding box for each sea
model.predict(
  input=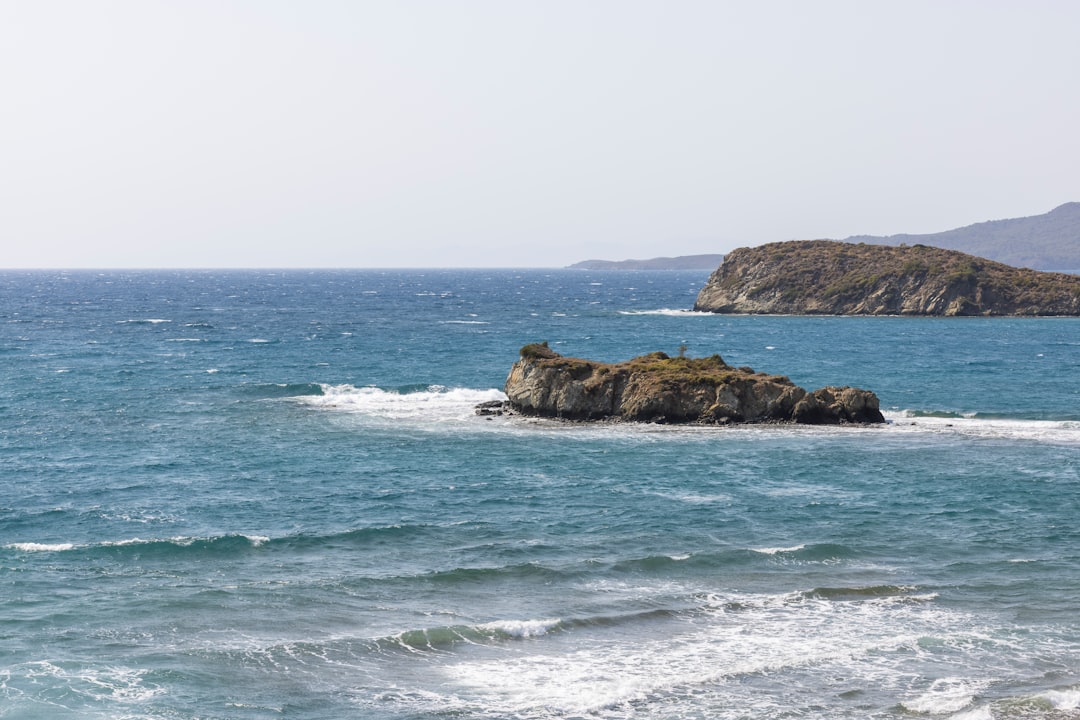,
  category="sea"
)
[1,269,1078,720]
